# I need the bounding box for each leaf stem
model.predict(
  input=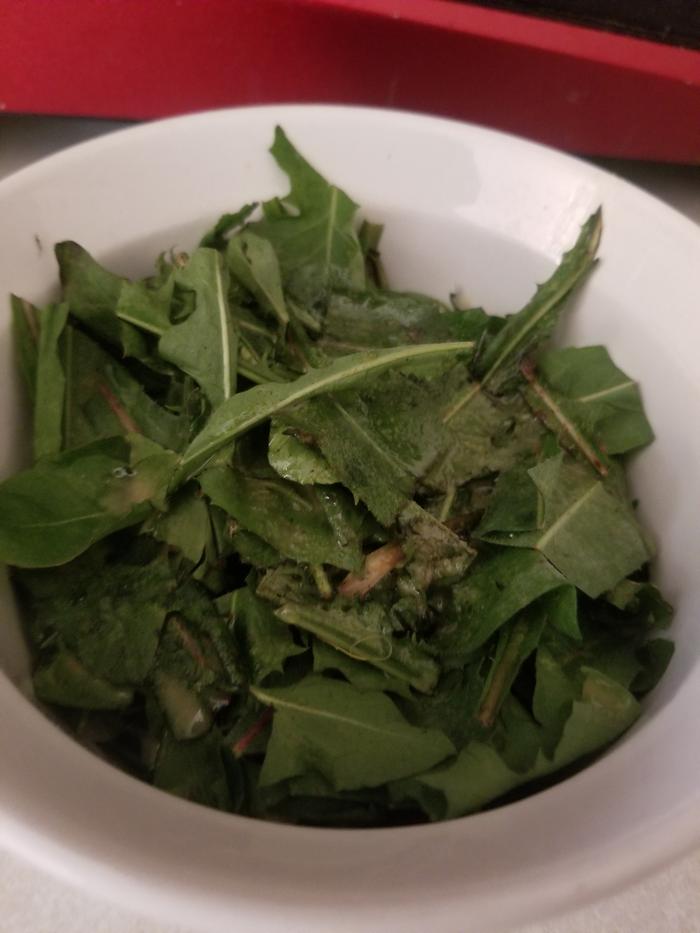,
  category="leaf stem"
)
[477,620,528,728]
[310,564,333,600]
[438,485,456,524]
[520,360,608,476]
[232,708,273,757]
[338,542,405,598]
[96,382,141,435]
